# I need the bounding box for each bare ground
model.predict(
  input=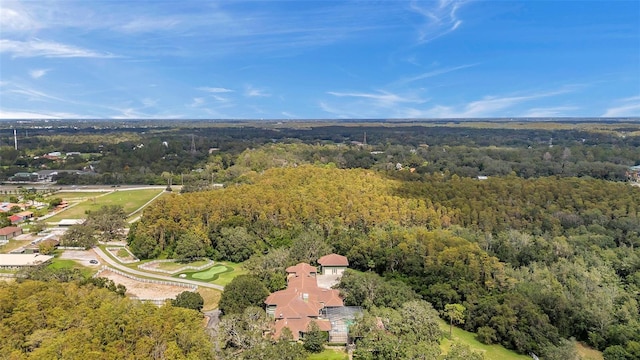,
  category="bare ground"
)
[99,269,188,300]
